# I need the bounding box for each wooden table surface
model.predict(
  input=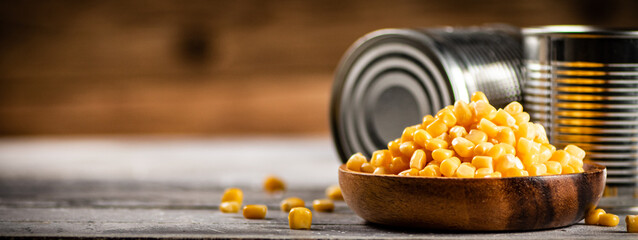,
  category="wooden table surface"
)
[0,136,635,239]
